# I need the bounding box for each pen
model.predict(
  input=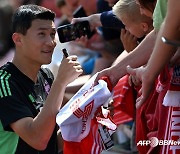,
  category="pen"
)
[62,48,69,58]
